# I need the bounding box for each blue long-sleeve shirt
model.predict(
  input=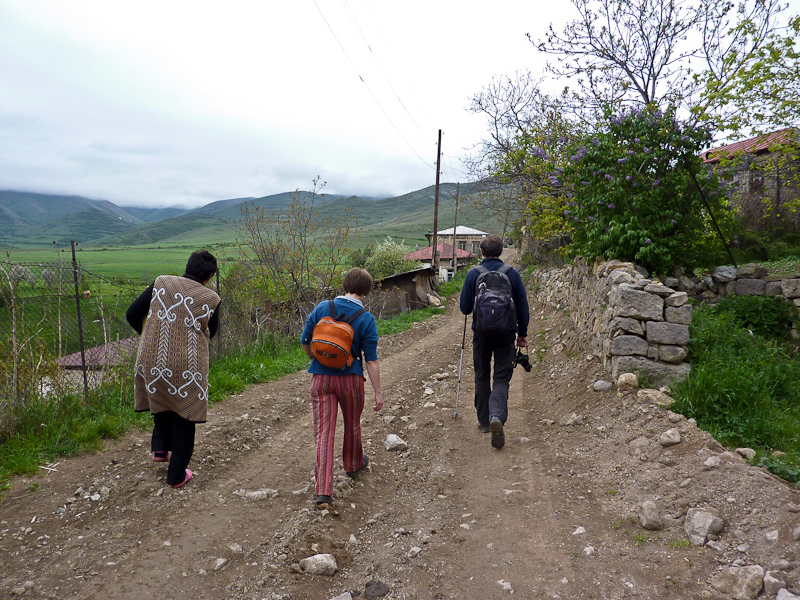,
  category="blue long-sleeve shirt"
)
[459,257,530,338]
[301,296,379,376]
